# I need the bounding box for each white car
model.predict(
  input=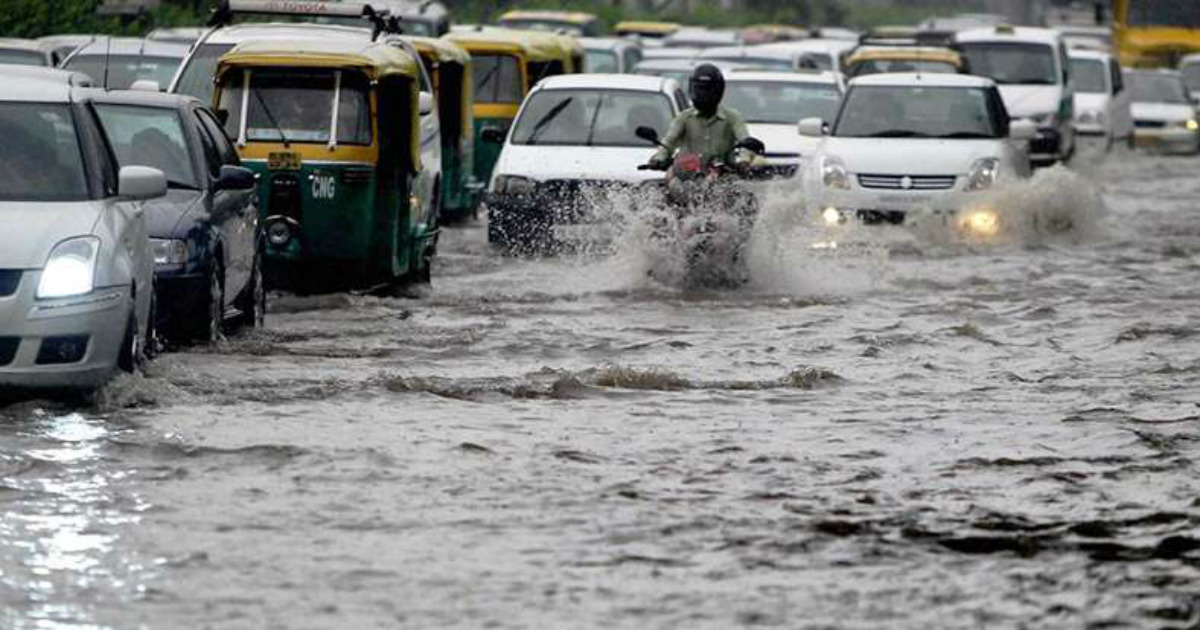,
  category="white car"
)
[758,39,857,79]
[580,37,643,74]
[486,74,686,249]
[1125,69,1200,155]
[0,68,164,390]
[723,71,842,176]
[799,73,1035,231]
[1068,49,1133,151]
[697,45,811,72]
[955,25,1076,165]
